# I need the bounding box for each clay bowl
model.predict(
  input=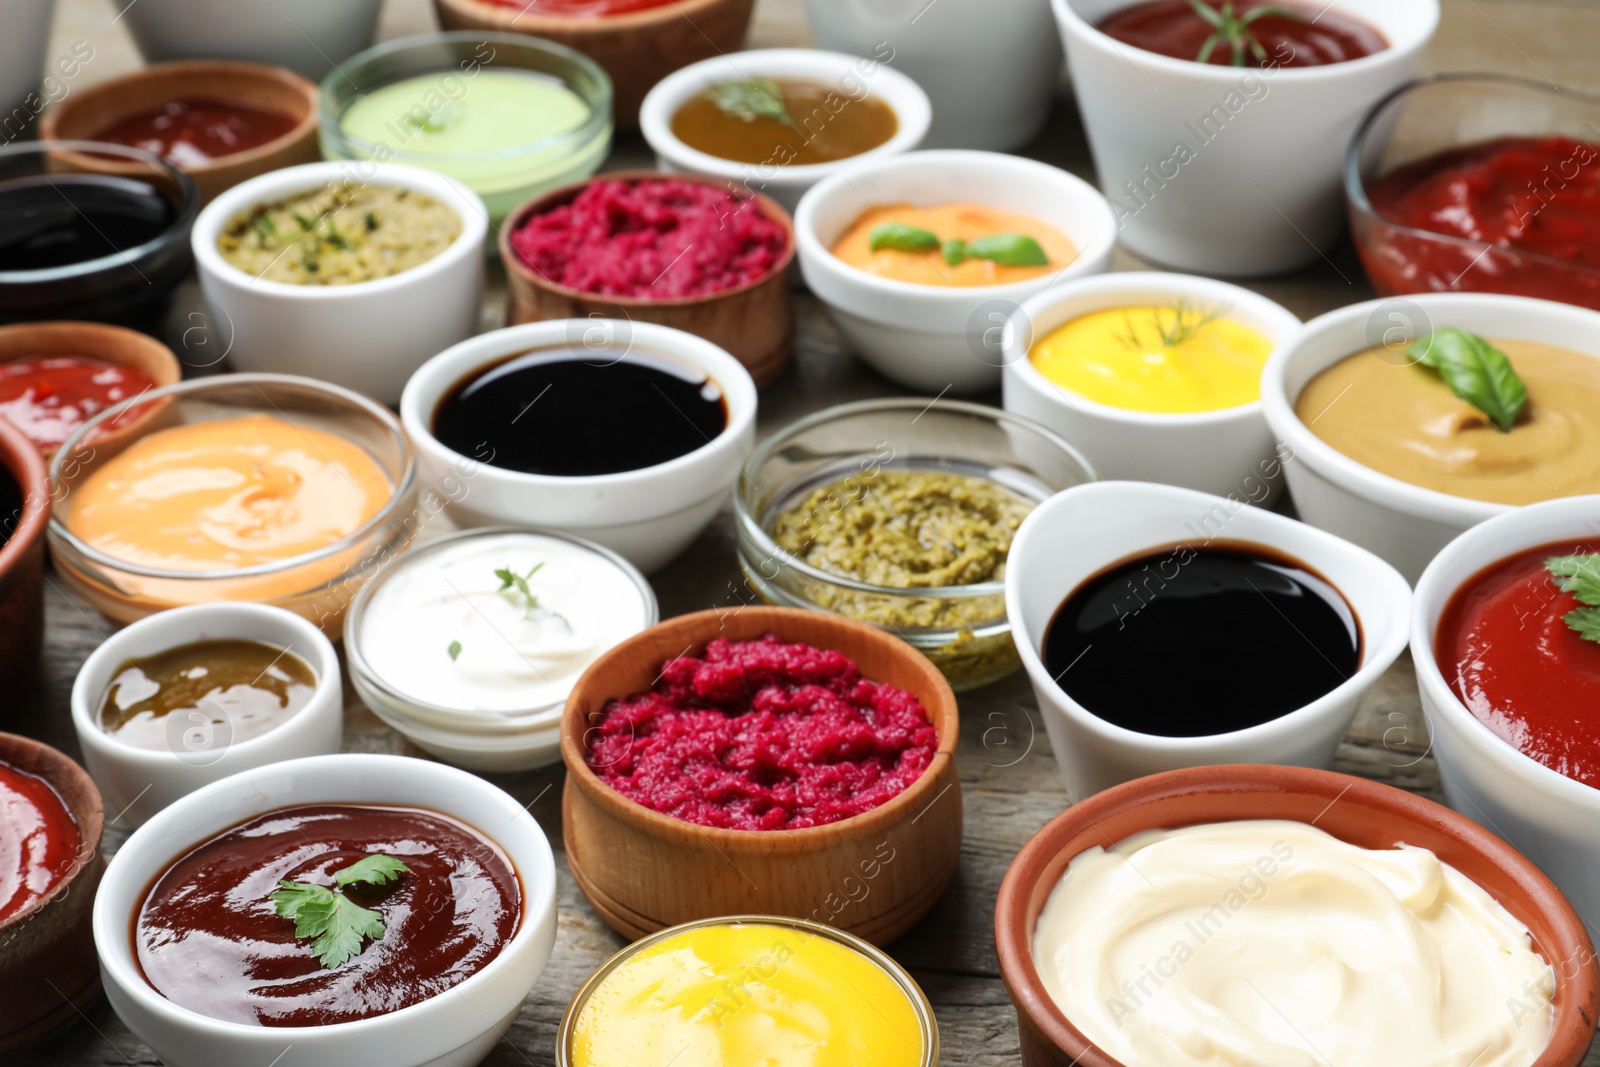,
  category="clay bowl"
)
[0,322,181,458]
[994,764,1600,1067]
[432,0,754,129]
[560,606,961,945]
[499,170,795,386]
[0,732,105,1054]
[0,417,47,694]
[39,60,320,204]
